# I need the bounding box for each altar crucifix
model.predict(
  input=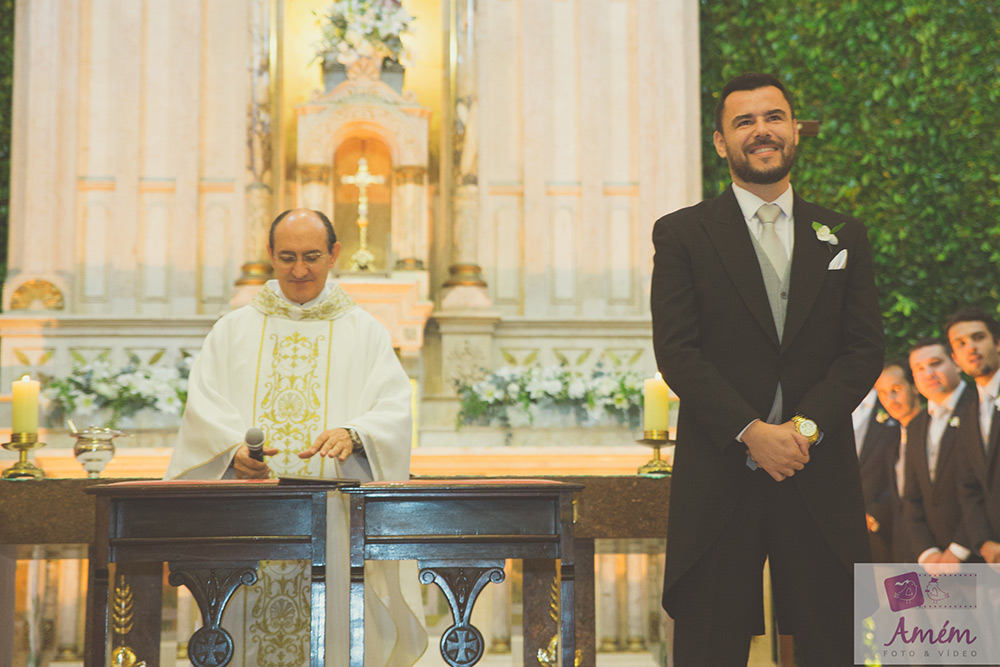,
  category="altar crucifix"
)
[341,157,385,271]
